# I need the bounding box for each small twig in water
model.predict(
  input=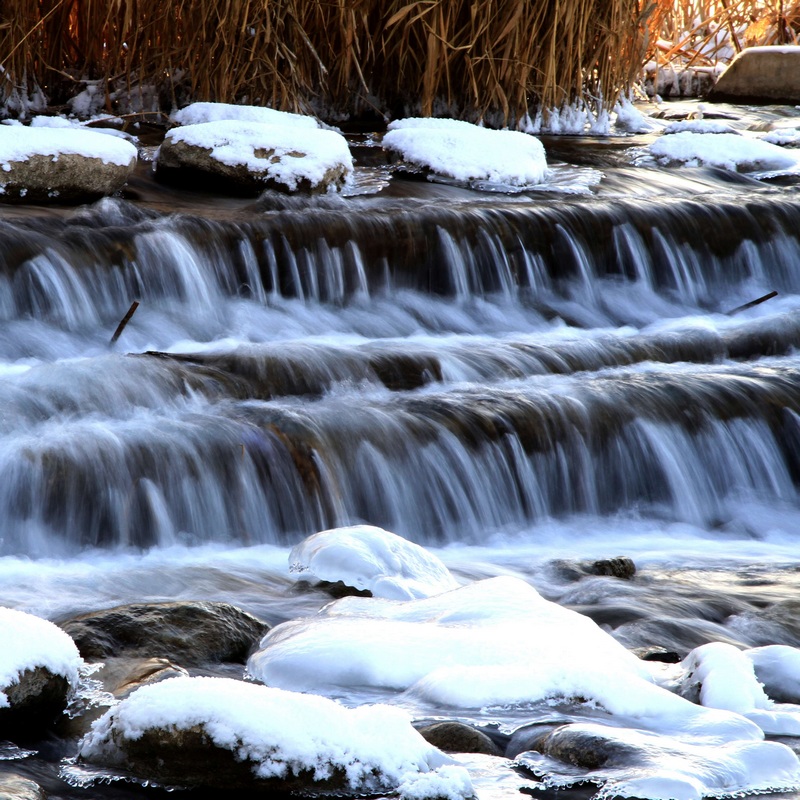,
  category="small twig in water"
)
[726,290,778,315]
[110,301,140,344]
